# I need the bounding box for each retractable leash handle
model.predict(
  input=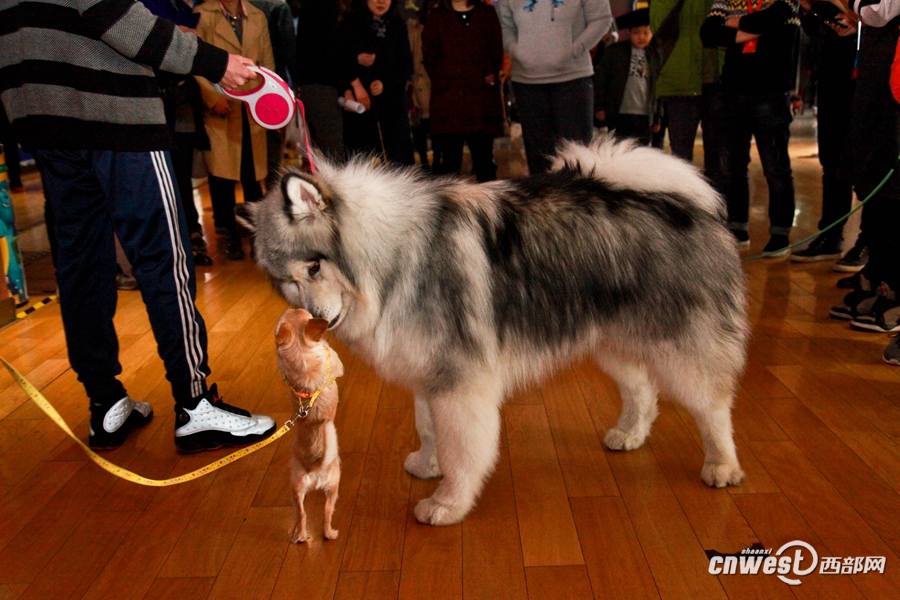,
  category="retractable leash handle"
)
[215,65,295,130]
[215,65,317,174]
